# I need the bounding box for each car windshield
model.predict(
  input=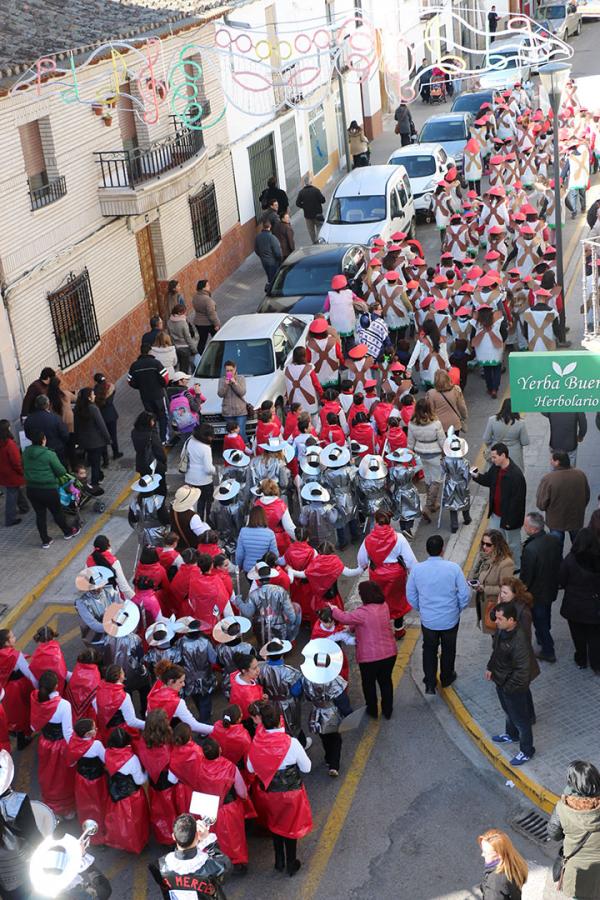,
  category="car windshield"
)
[452,94,490,113]
[327,195,386,225]
[420,120,466,142]
[195,338,274,378]
[389,154,436,177]
[270,259,340,297]
[538,4,566,16]
[488,52,520,70]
